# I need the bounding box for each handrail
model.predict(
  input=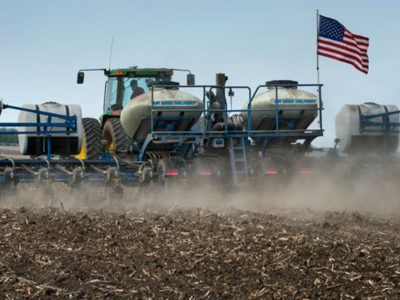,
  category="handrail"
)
[359,110,400,134]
